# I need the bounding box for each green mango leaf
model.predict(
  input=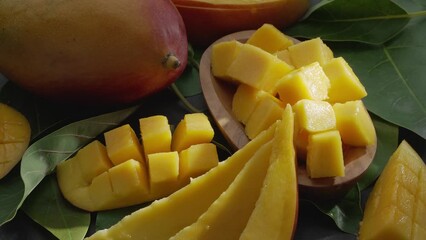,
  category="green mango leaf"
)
[0,106,138,226]
[287,0,410,44]
[174,66,201,97]
[329,16,426,139]
[357,115,399,190]
[22,175,90,240]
